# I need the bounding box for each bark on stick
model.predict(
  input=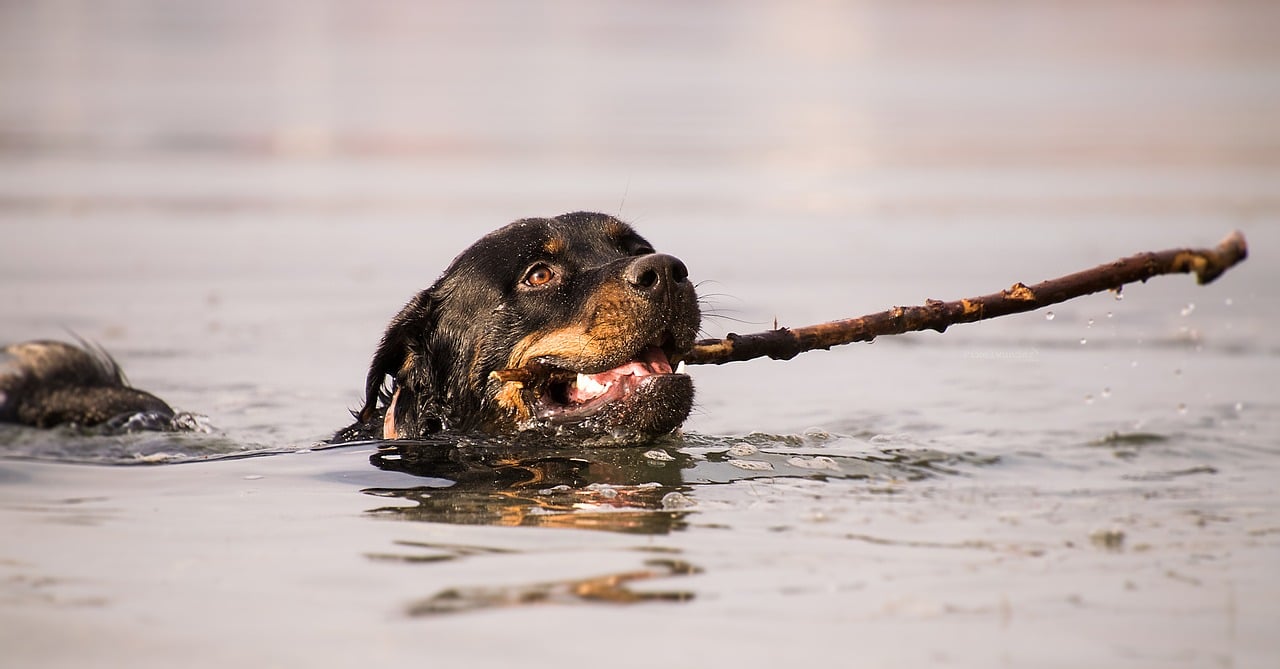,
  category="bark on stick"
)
[684,230,1248,366]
